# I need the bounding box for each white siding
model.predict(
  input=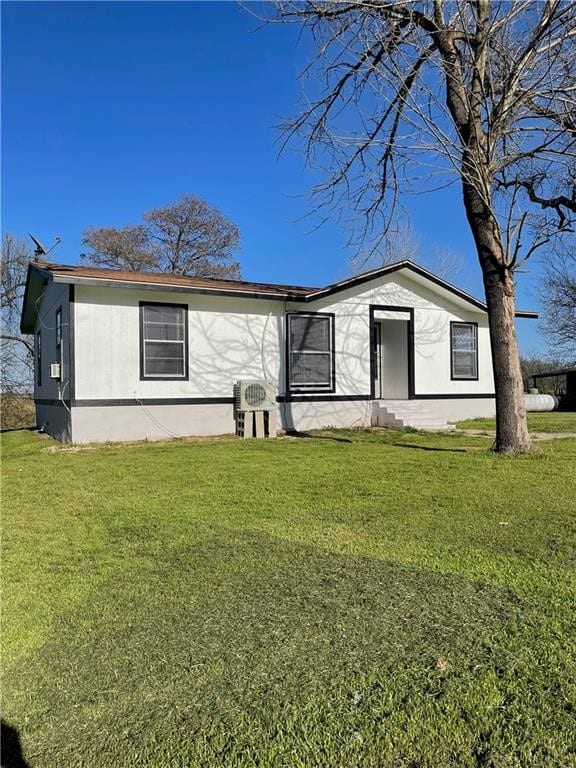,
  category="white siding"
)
[73,286,285,400]
[292,271,494,397]
[73,272,494,403]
